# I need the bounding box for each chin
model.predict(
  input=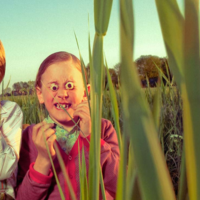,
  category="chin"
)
[57,117,76,125]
